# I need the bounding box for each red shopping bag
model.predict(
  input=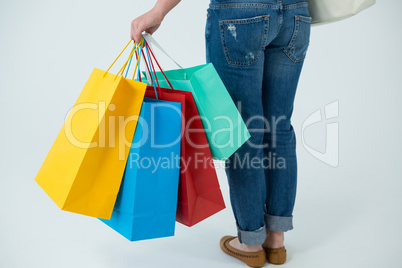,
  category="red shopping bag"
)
[145,87,226,226]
